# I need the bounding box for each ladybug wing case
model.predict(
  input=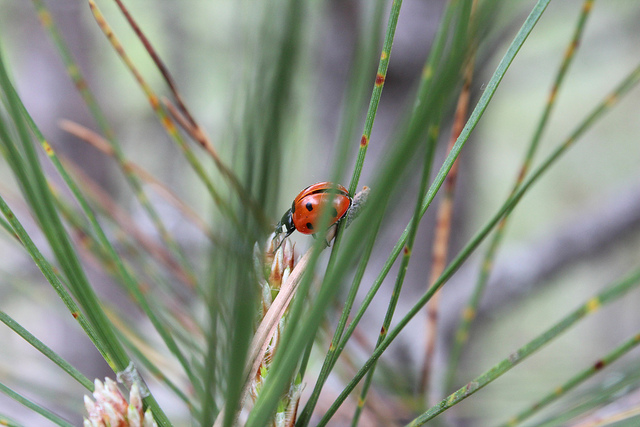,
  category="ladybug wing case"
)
[292,192,351,235]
